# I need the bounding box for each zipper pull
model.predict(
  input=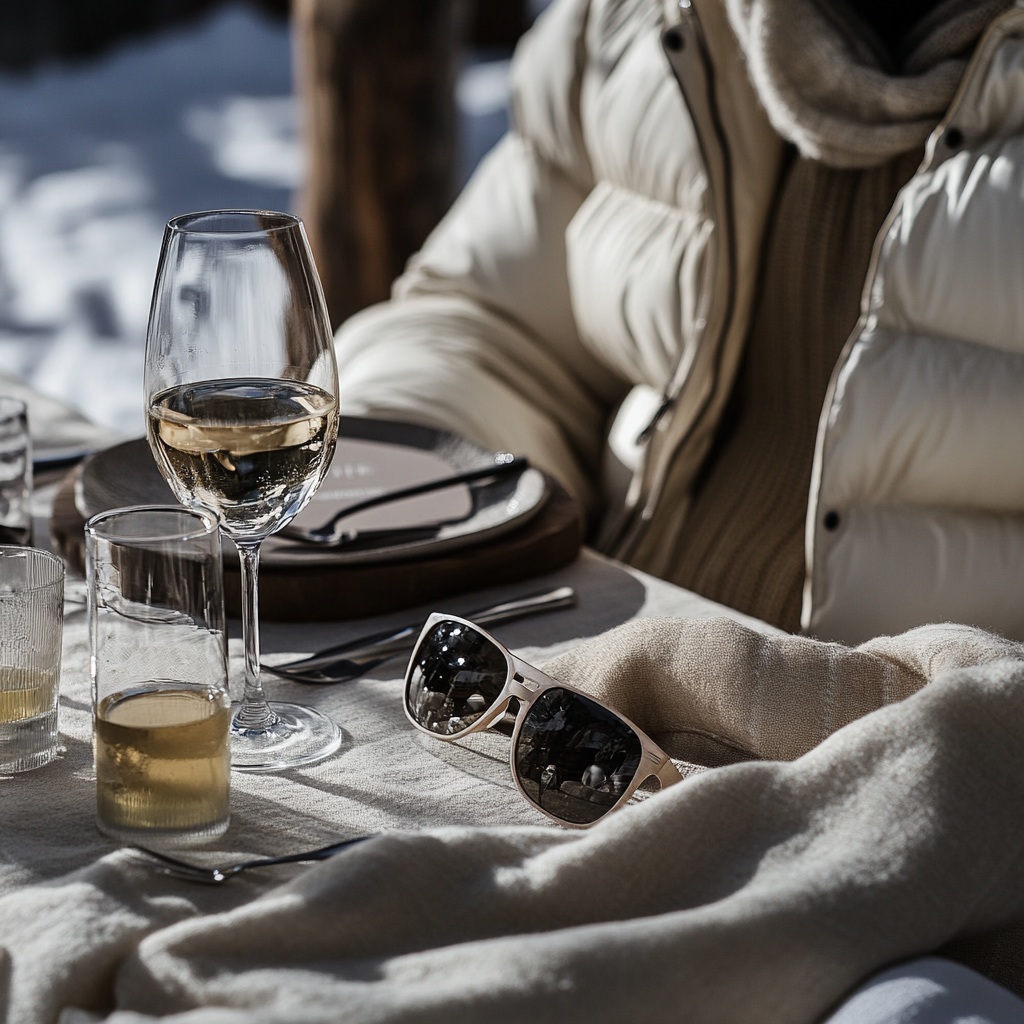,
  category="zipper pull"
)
[636,395,676,445]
